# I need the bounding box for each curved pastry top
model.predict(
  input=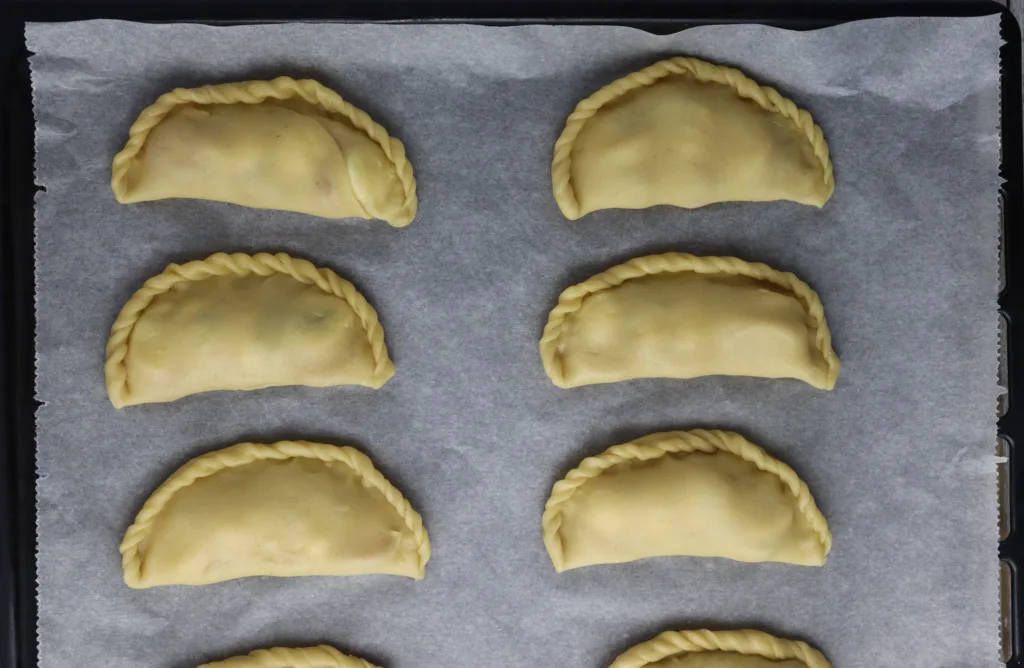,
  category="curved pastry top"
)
[543,430,831,572]
[539,253,840,390]
[609,629,832,668]
[199,645,380,668]
[552,57,833,219]
[121,441,431,587]
[112,77,417,226]
[105,252,394,407]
